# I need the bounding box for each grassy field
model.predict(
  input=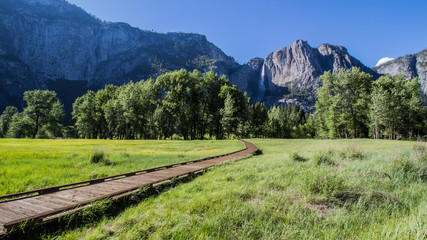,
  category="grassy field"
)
[43,139,426,240]
[0,139,244,195]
